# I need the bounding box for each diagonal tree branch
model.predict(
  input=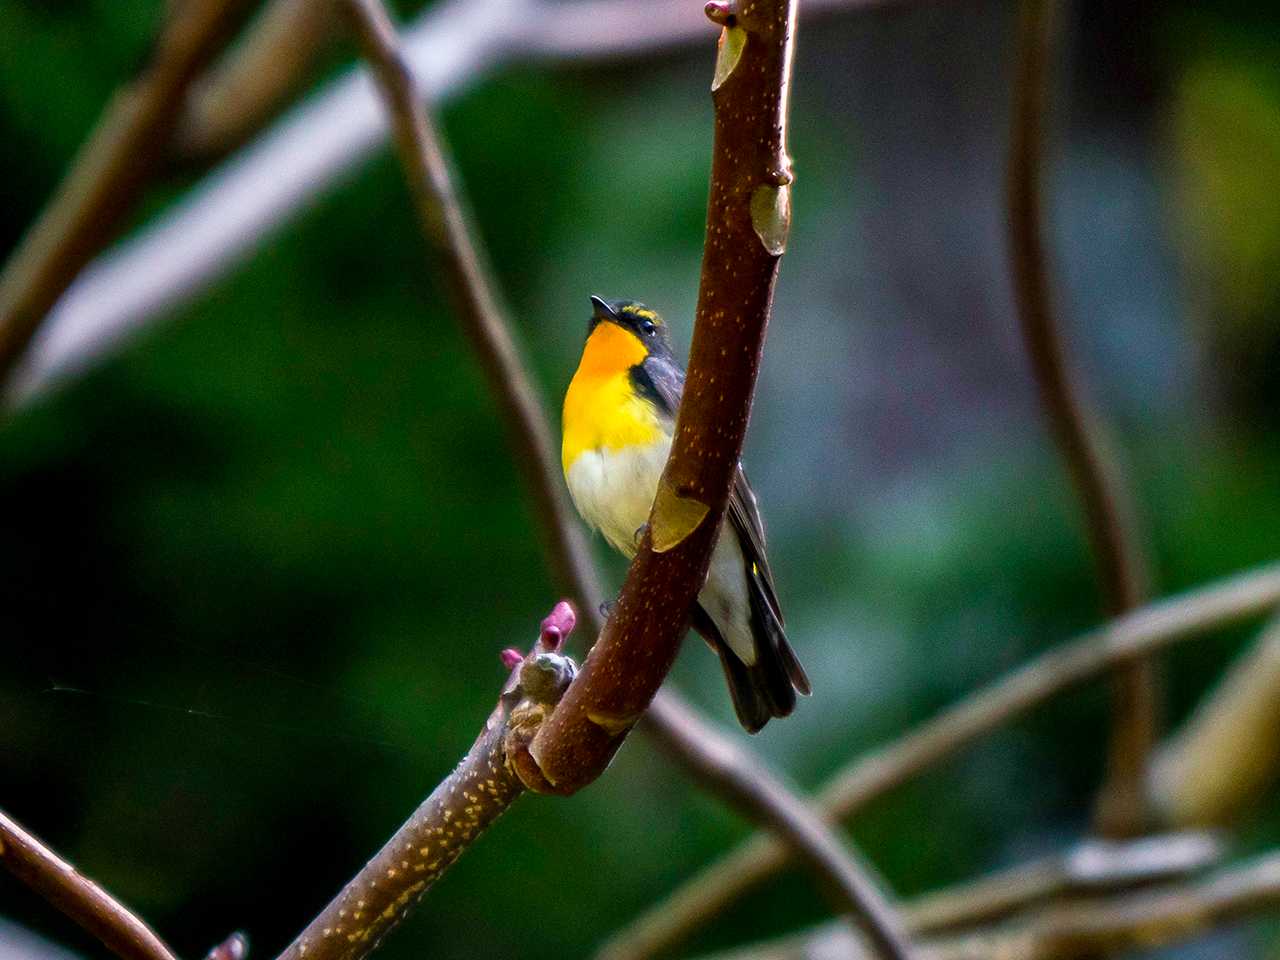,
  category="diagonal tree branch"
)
[3,0,898,407]
[1150,614,1280,827]
[0,809,181,960]
[1006,0,1156,839]
[0,0,257,386]
[334,0,603,610]
[596,562,1280,960]
[691,851,1280,960]
[275,604,580,960]
[649,690,916,960]
[175,0,342,161]
[335,0,914,957]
